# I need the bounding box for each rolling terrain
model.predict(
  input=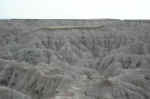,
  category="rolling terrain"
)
[0,19,150,99]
